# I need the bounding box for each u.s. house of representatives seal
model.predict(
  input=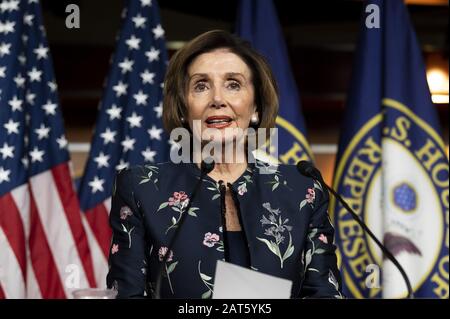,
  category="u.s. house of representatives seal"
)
[331,98,448,299]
